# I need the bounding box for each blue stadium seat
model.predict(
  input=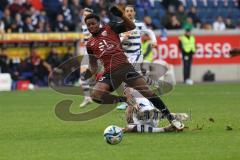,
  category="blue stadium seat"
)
[217,1,227,8]
[207,0,217,8]
[228,1,238,8]
[197,9,208,19]
[154,1,164,9]
[186,0,195,8]
[197,0,206,8]
[136,8,145,20]
[0,11,3,19]
[146,9,158,18]
[231,8,240,19]
[152,18,161,28]
[157,9,166,18]
[205,9,215,19]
